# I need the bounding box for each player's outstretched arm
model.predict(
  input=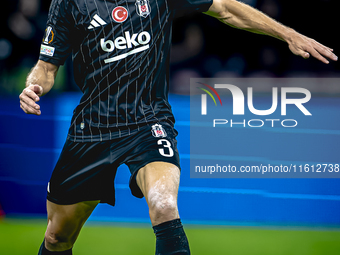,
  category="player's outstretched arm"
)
[204,0,338,64]
[19,60,58,115]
